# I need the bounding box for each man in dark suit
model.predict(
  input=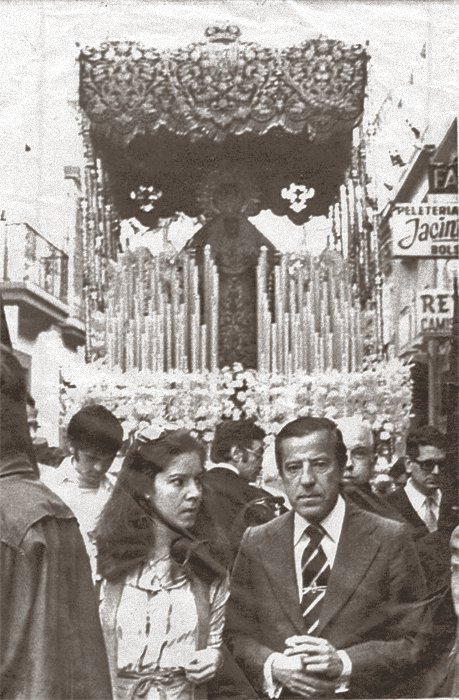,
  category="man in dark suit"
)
[385,425,446,539]
[203,419,286,699]
[225,417,428,699]
[202,419,285,567]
